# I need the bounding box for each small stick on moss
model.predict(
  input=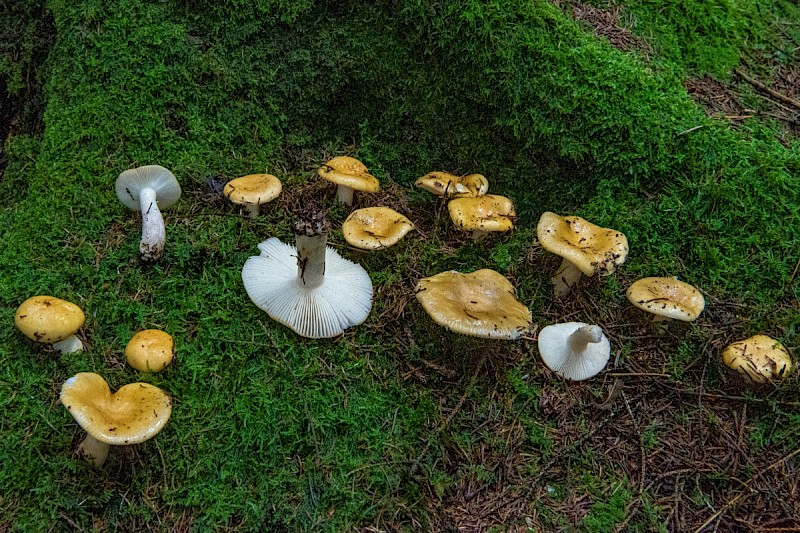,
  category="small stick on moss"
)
[737,69,800,110]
